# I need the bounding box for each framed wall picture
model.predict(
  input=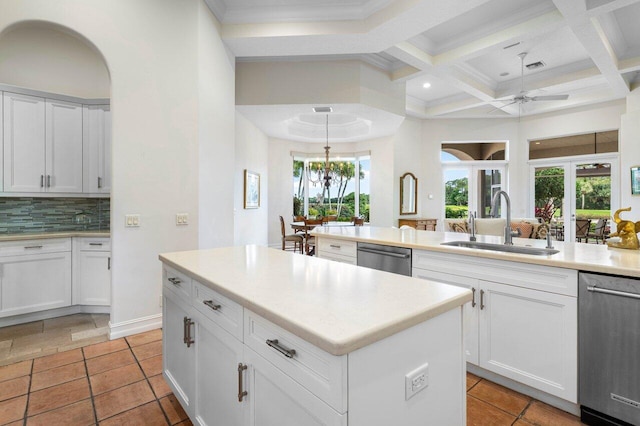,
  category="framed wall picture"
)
[244,169,260,208]
[632,166,640,195]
